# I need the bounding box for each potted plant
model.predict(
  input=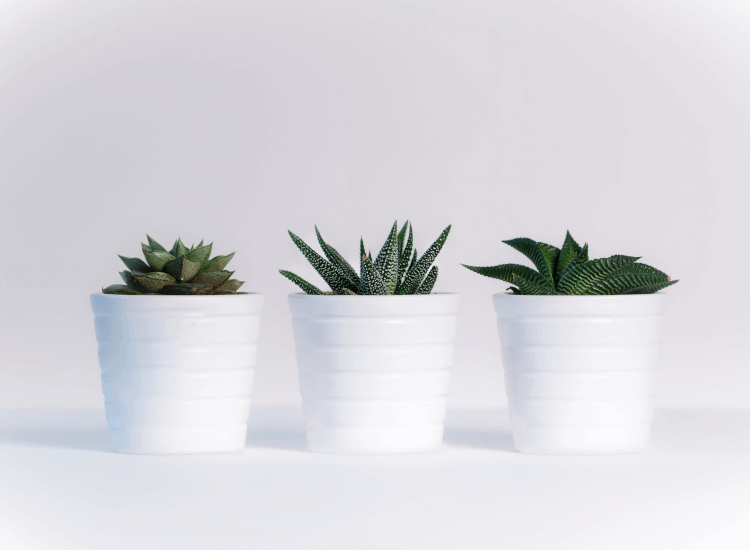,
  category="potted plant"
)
[463,231,678,455]
[90,235,263,454]
[281,221,458,454]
